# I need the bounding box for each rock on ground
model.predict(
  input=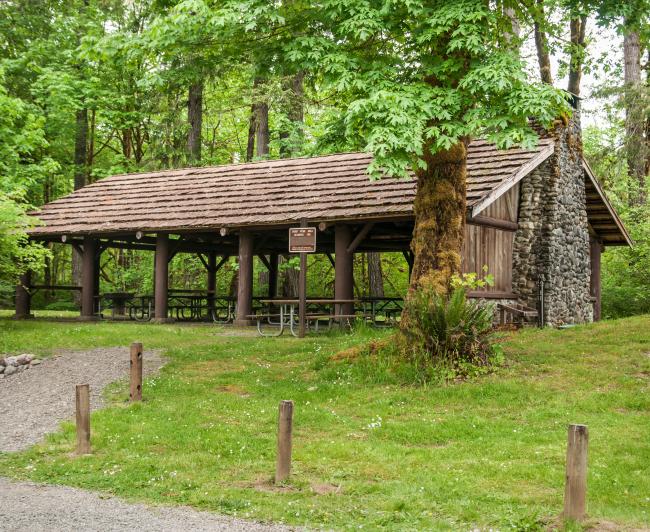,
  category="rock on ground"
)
[0,347,165,452]
[0,478,293,532]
